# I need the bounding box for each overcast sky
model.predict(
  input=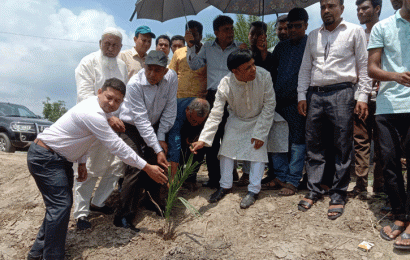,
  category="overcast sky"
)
[0,0,395,115]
